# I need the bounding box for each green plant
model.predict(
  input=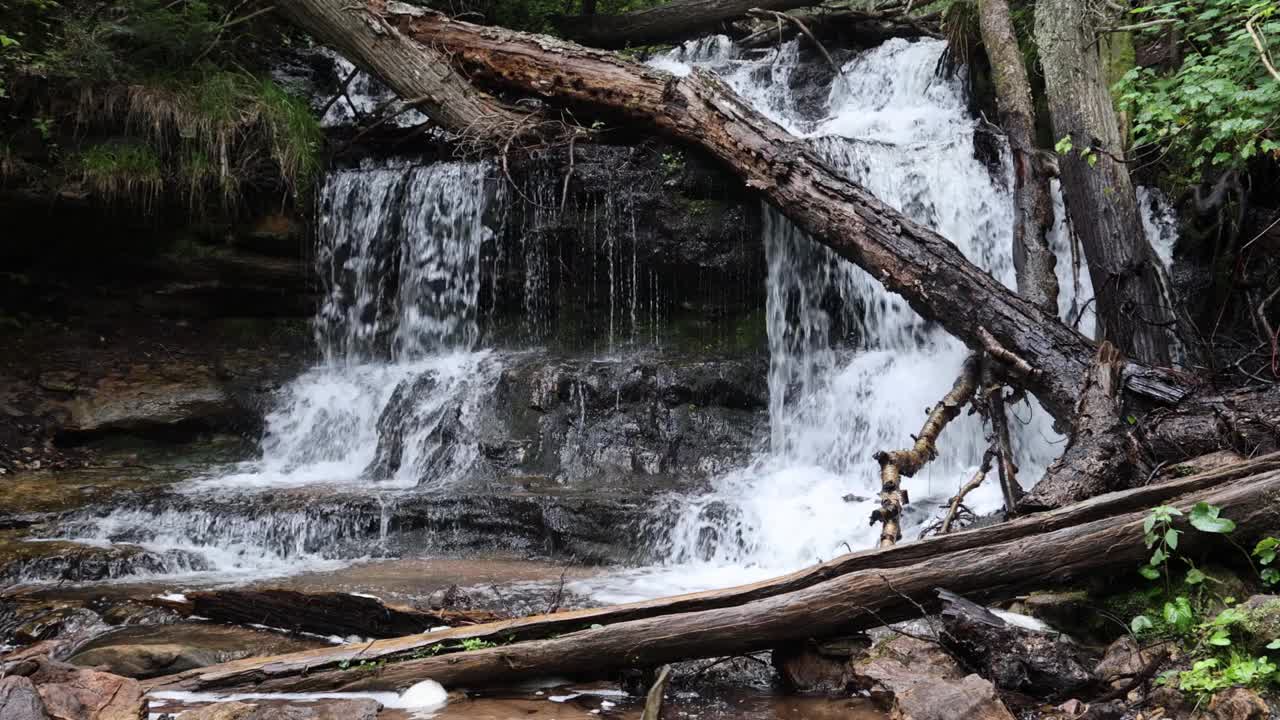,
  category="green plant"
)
[459,637,495,651]
[1254,537,1280,585]
[1140,504,1184,583]
[1113,0,1280,188]
[661,150,685,176]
